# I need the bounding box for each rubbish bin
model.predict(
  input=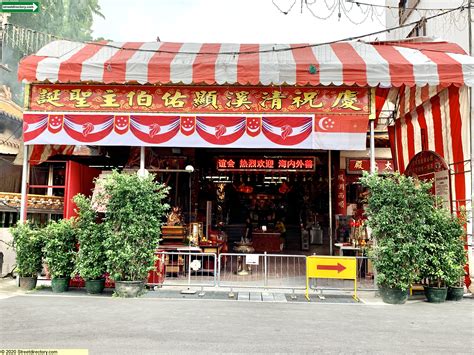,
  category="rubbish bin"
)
[310,224,323,245]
